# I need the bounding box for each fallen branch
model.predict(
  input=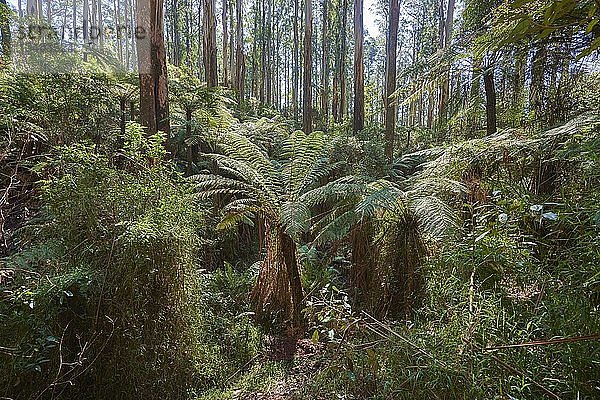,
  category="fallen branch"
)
[465,339,560,400]
[484,333,600,351]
